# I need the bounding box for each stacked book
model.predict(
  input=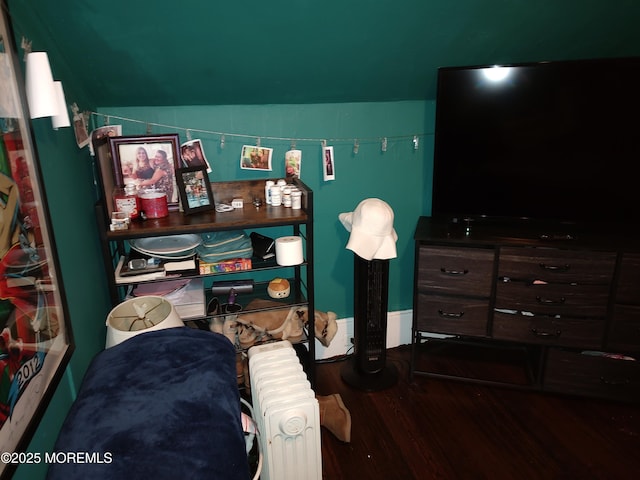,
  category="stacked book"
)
[114,255,198,284]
